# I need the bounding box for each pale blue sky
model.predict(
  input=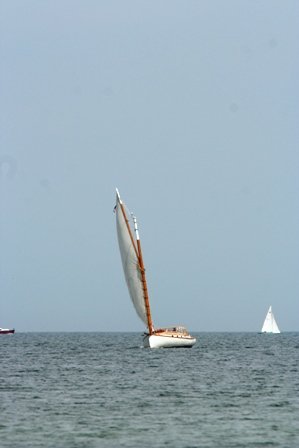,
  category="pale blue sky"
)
[1,1,298,332]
